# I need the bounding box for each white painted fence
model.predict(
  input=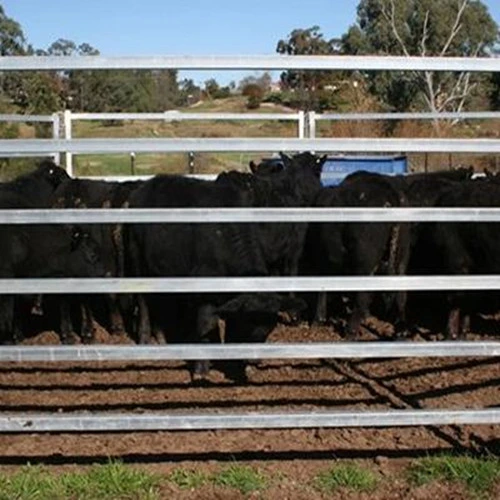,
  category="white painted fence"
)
[0,113,60,163]
[0,55,498,435]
